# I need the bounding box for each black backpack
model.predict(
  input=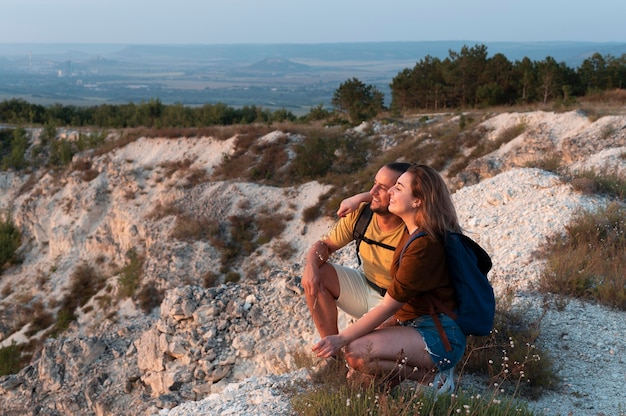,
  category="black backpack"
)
[352,203,396,265]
